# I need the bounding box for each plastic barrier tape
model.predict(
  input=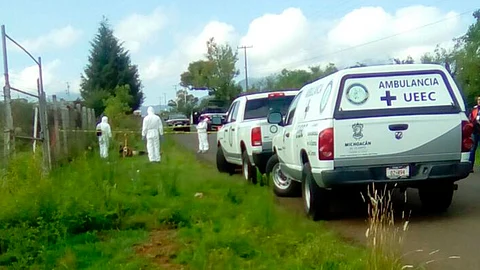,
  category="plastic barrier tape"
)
[58,129,218,134]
